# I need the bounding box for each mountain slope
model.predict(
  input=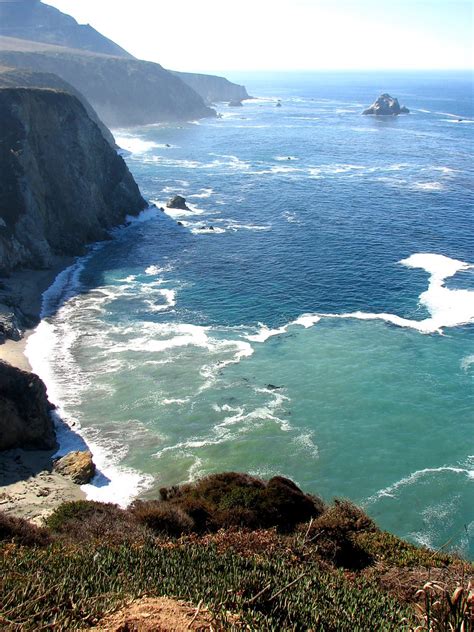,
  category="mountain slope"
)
[0,0,132,58]
[0,41,216,126]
